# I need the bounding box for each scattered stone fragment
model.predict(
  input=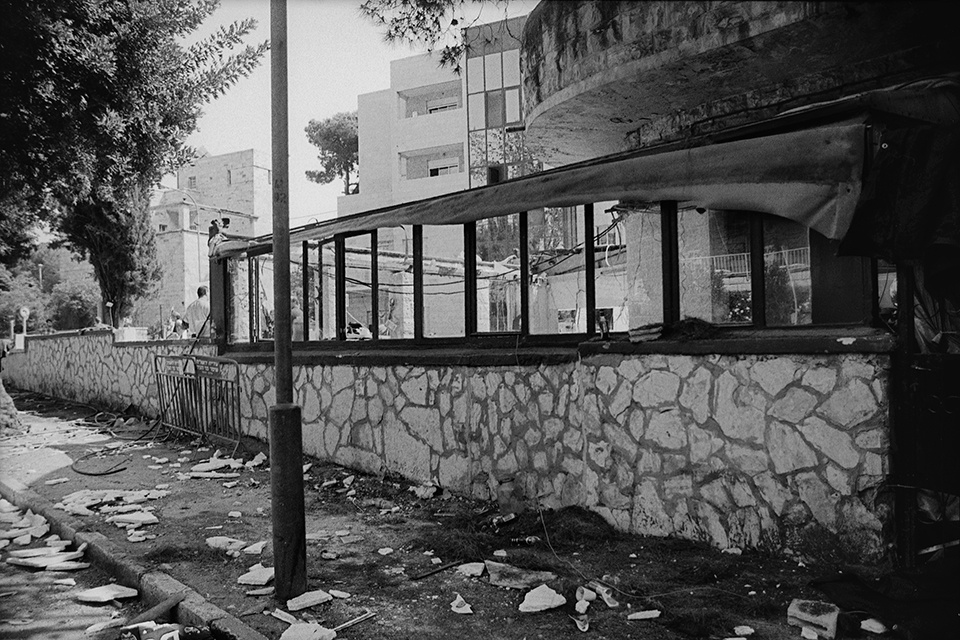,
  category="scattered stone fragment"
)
[53,578,76,586]
[0,540,8,551]
[800,628,819,640]
[76,584,139,603]
[409,484,437,499]
[342,475,355,487]
[8,547,65,558]
[302,463,312,474]
[519,584,566,613]
[238,563,275,586]
[339,535,362,544]
[377,547,393,556]
[245,452,267,468]
[279,623,336,640]
[861,618,887,634]
[787,599,839,640]
[328,590,350,599]
[306,531,330,541]
[6,550,84,568]
[627,610,661,620]
[228,511,242,518]
[450,592,473,614]
[270,608,299,624]
[44,478,70,485]
[722,547,743,555]
[287,589,333,611]
[457,562,485,577]
[486,561,557,590]
[13,534,32,545]
[45,561,90,571]
[575,599,590,614]
[246,586,275,596]
[223,481,239,488]
[493,549,507,558]
[191,457,242,473]
[243,541,267,555]
[320,551,338,560]
[189,471,240,479]
[733,625,755,636]
[334,529,350,537]
[107,511,159,526]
